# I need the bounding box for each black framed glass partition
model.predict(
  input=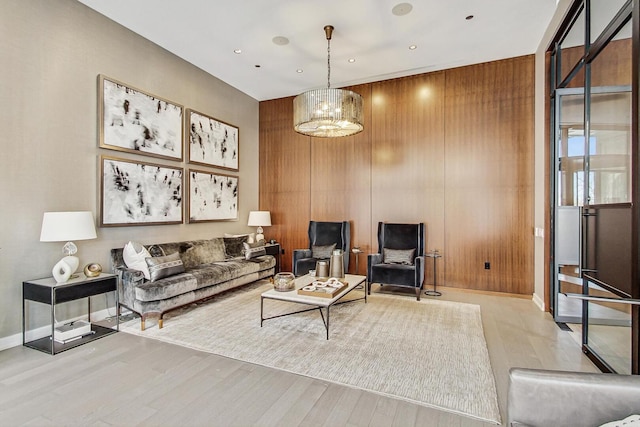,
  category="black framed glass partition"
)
[549,0,639,374]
